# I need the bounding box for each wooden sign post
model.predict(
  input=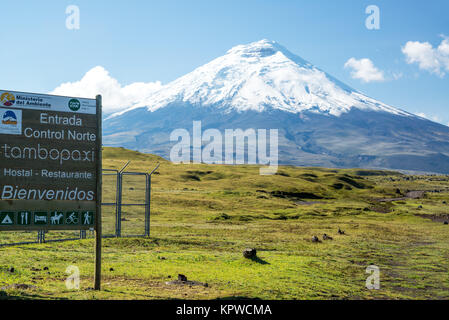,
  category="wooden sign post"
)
[0,90,102,289]
[94,95,102,290]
